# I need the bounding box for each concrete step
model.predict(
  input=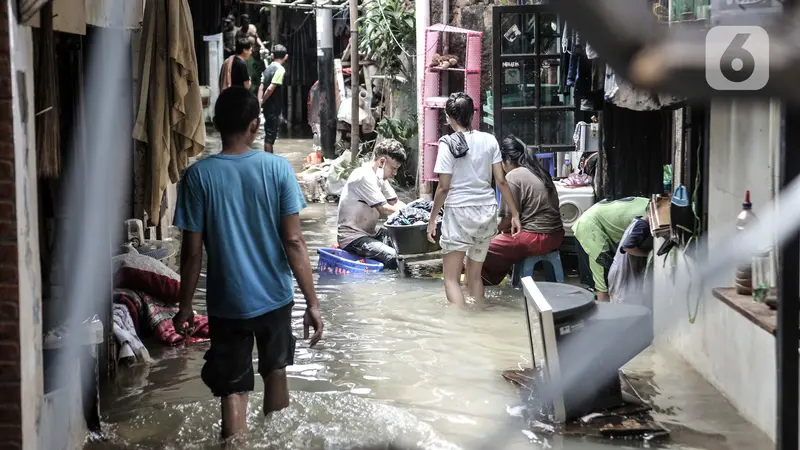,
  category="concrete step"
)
[397,251,443,279]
